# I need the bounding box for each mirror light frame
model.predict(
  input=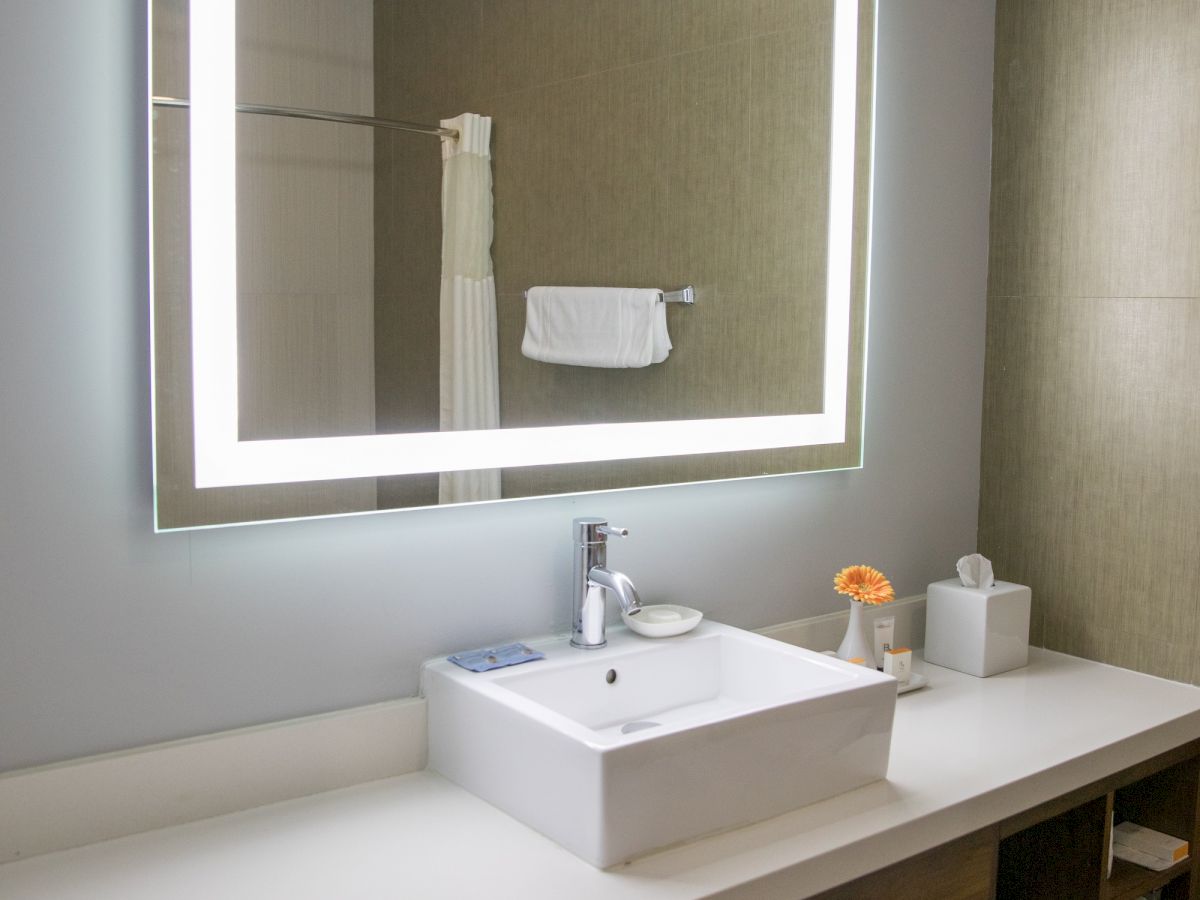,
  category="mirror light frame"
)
[188,0,860,488]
